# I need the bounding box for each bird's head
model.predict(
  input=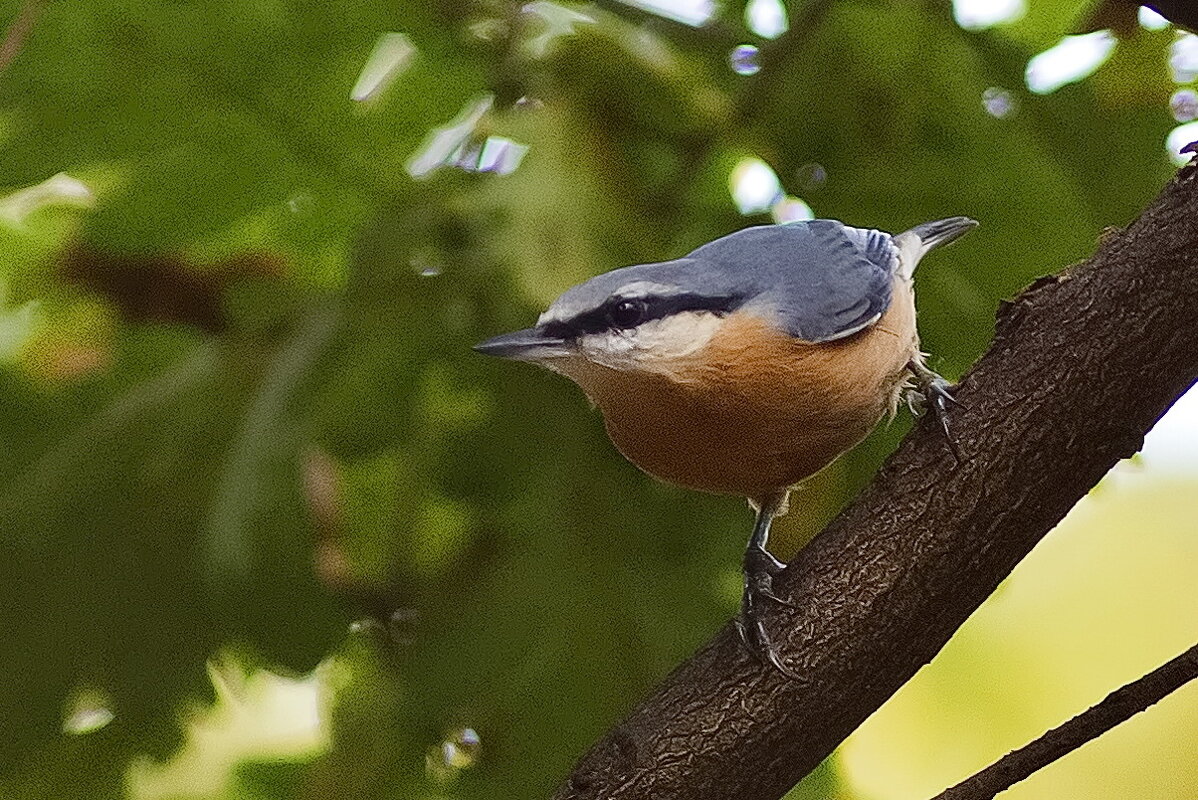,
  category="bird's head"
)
[475,260,746,381]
